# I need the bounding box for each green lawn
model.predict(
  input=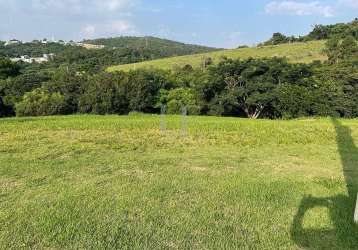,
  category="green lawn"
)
[108,40,327,72]
[1,115,357,249]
